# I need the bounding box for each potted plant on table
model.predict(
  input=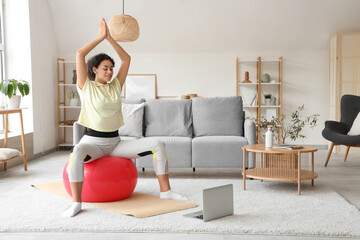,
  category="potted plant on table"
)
[0,79,30,109]
[259,105,320,144]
